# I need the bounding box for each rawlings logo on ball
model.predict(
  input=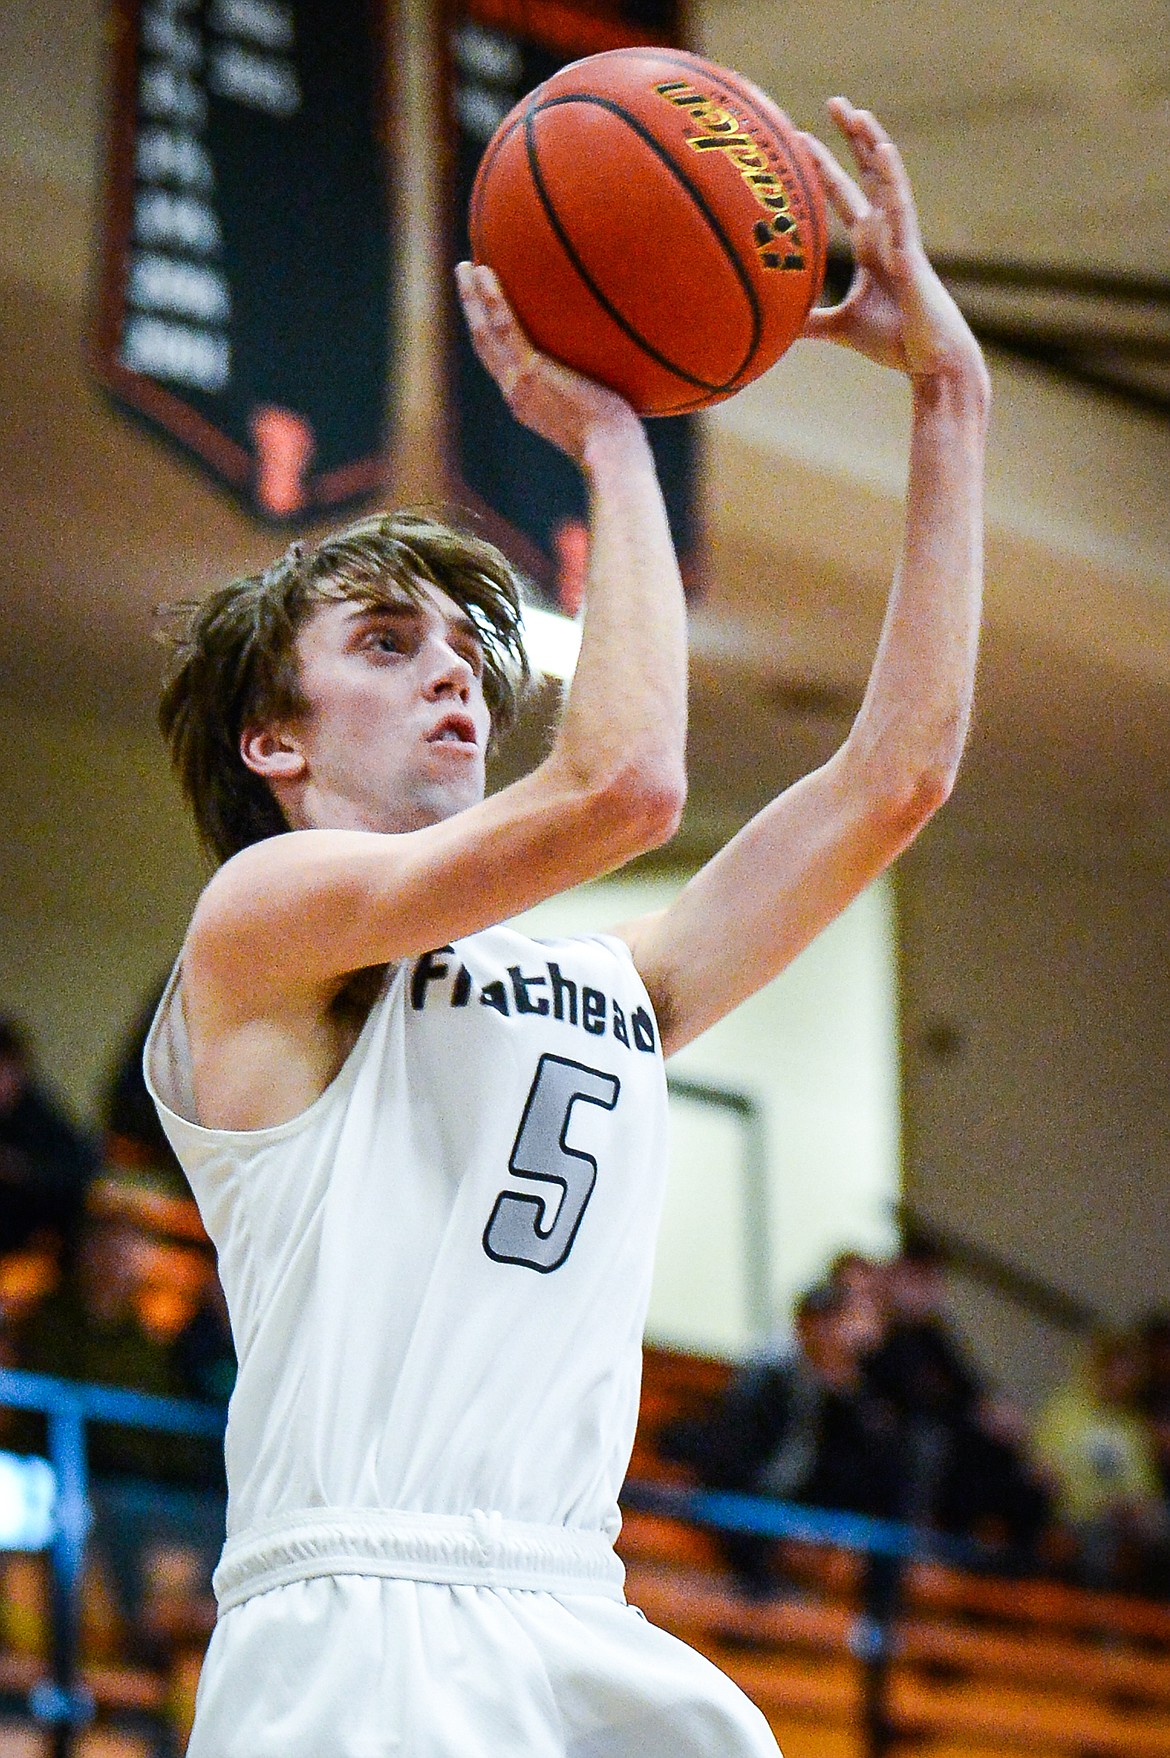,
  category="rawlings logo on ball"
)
[654,80,806,271]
